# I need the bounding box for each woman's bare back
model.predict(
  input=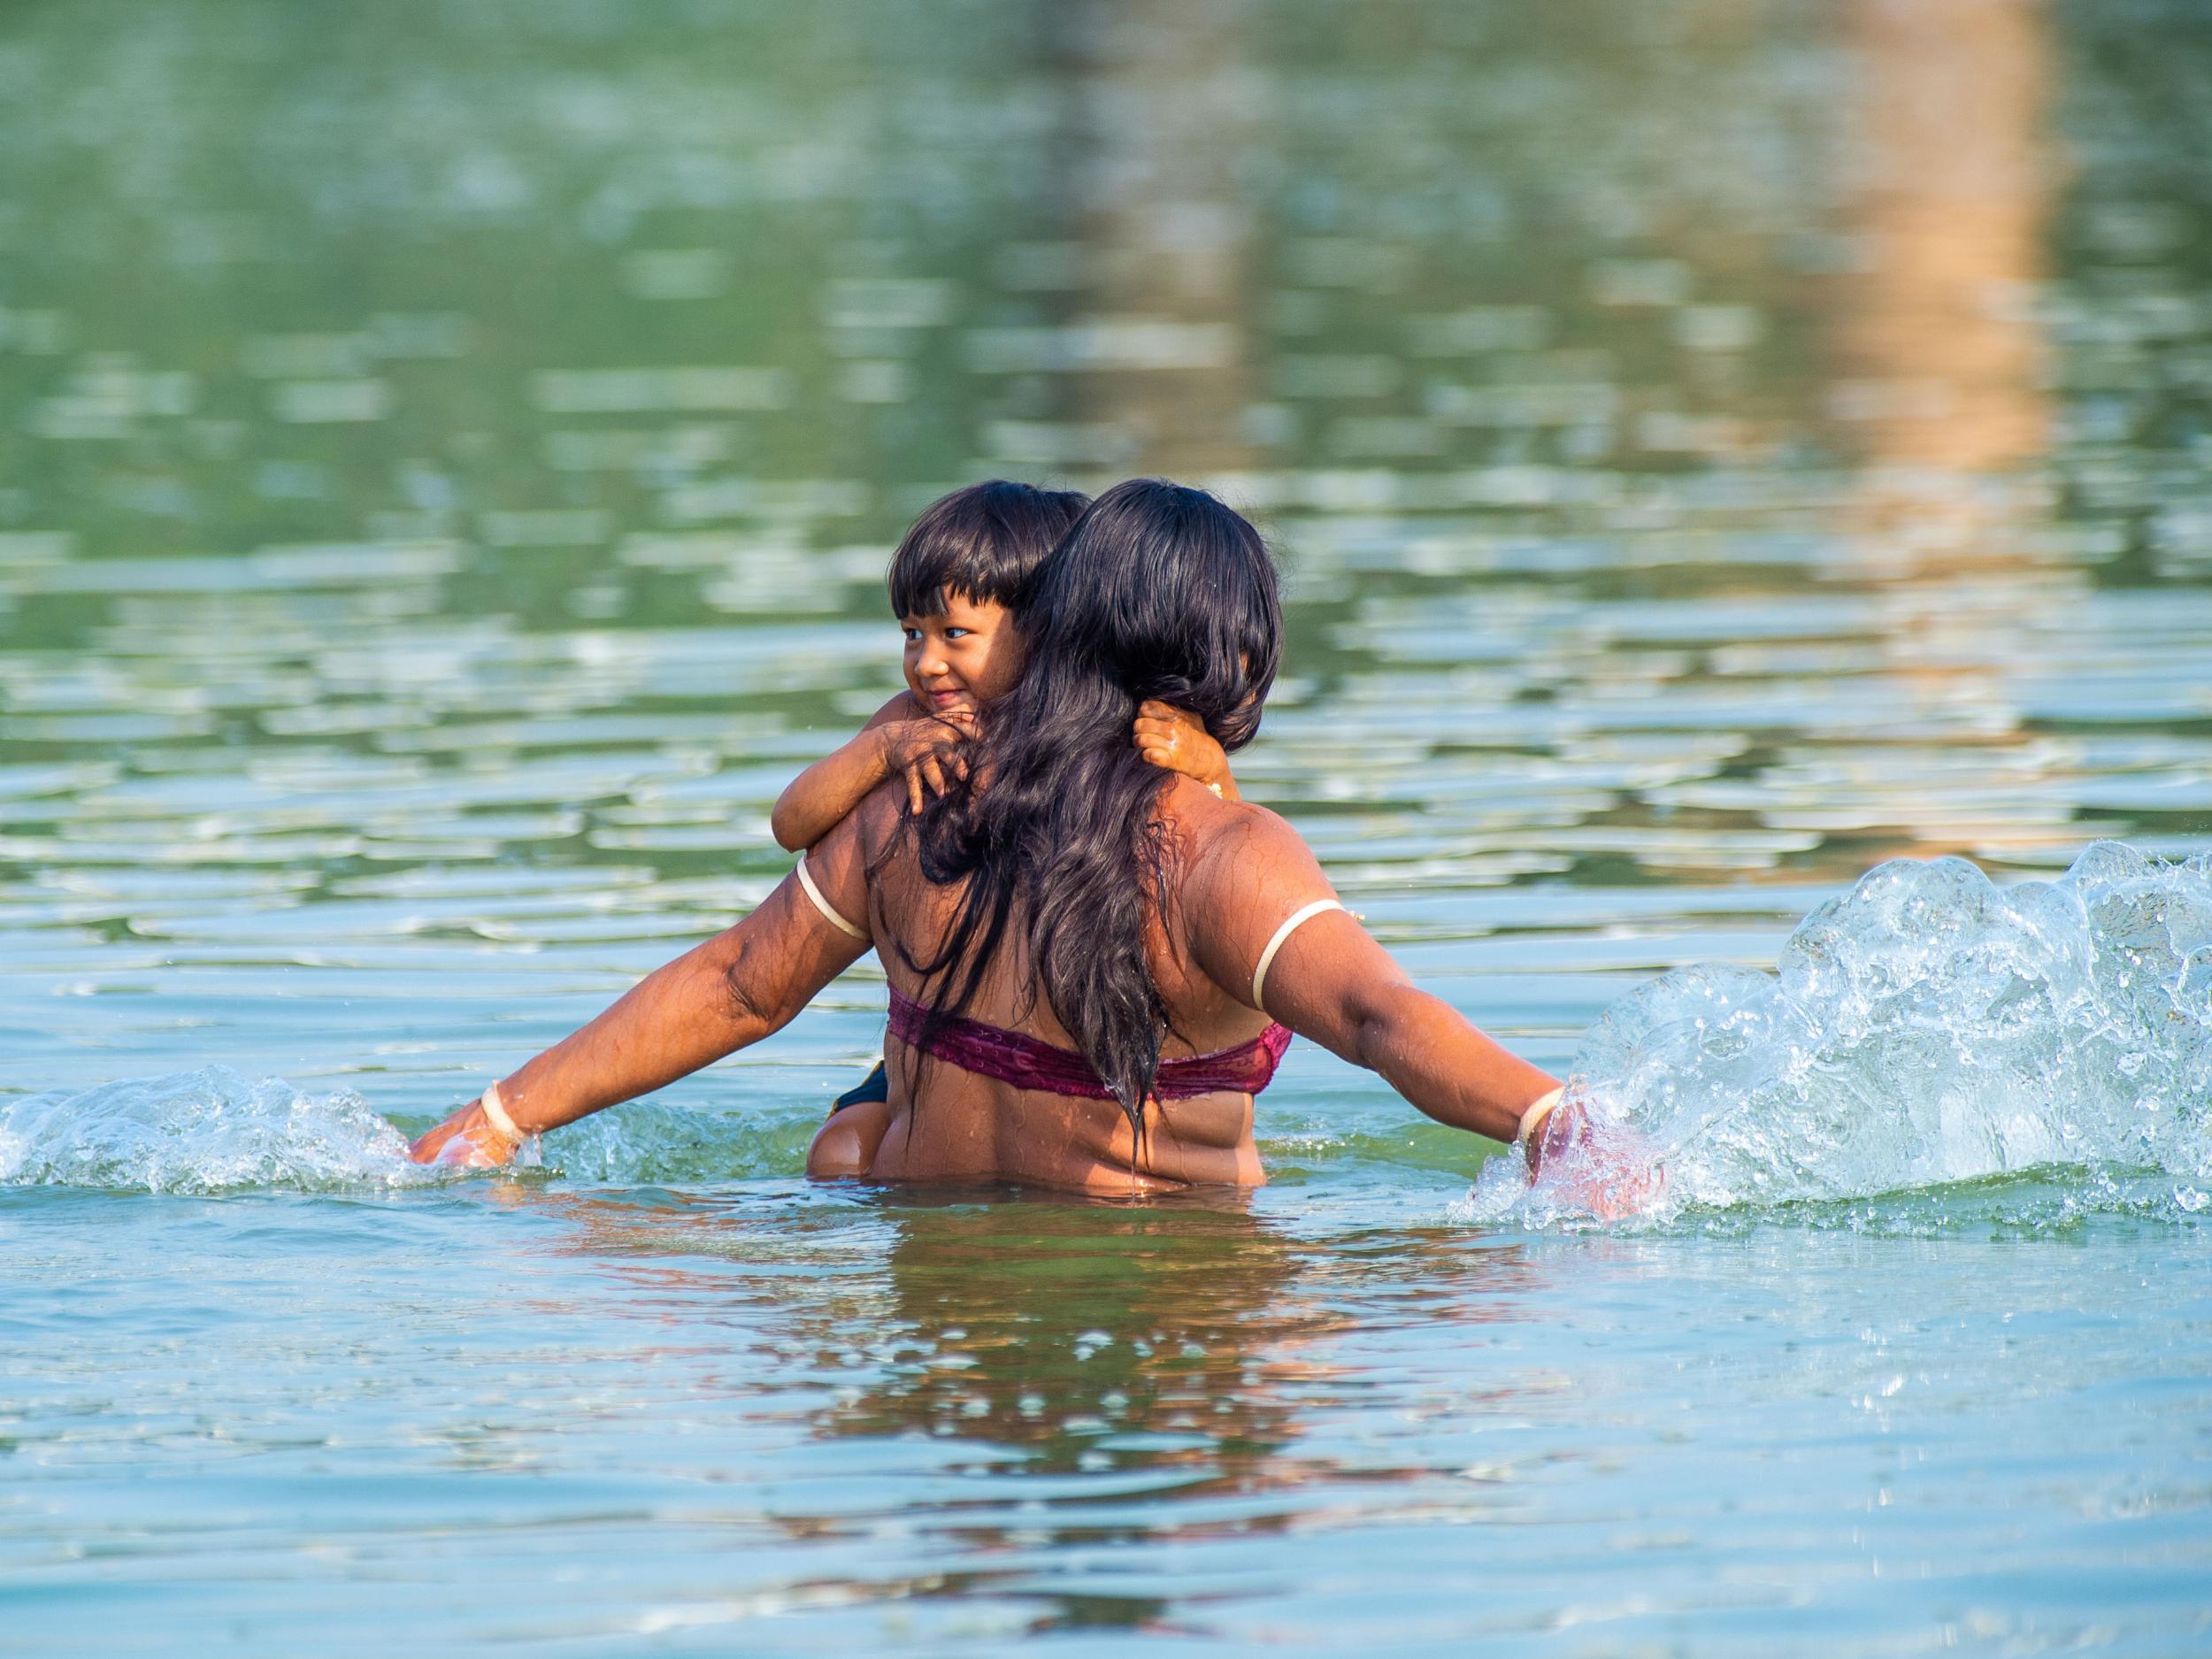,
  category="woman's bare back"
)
[810,777,1276,1193]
